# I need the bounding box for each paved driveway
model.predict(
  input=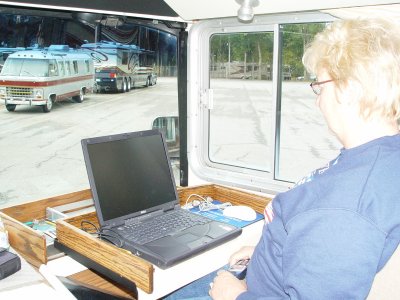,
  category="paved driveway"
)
[0,77,179,208]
